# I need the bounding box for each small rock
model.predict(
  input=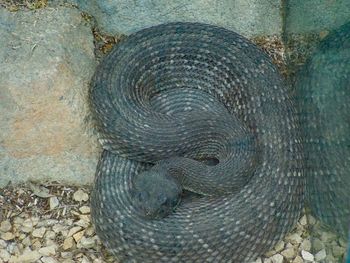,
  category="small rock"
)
[32,227,46,238]
[39,245,56,256]
[18,233,26,240]
[52,224,67,234]
[73,230,85,243]
[21,219,34,233]
[32,239,42,250]
[7,242,20,254]
[81,256,91,263]
[281,248,295,259]
[299,215,307,226]
[0,221,11,232]
[61,259,75,263]
[315,249,327,261]
[77,236,96,249]
[332,245,345,258]
[339,238,347,248]
[0,240,6,248]
[75,218,90,228]
[73,190,89,202]
[292,255,303,263]
[253,257,262,263]
[85,226,95,236]
[45,230,56,240]
[68,226,82,237]
[301,250,314,262]
[13,217,24,225]
[41,257,59,263]
[312,238,325,251]
[61,252,73,258]
[270,253,283,263]
[300,239,311,251]
[63,237,75,250]
[49,196,60,210]
[0,249,10,262]
[1,232,14,241]
[273,241,284,253]
[286,233,302,245]
[325,254,336,262]
[12,249,41,263]
[22,236,32,246]
[79,206,91,214]
[264,250,276,258]
[30,217,39,227]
